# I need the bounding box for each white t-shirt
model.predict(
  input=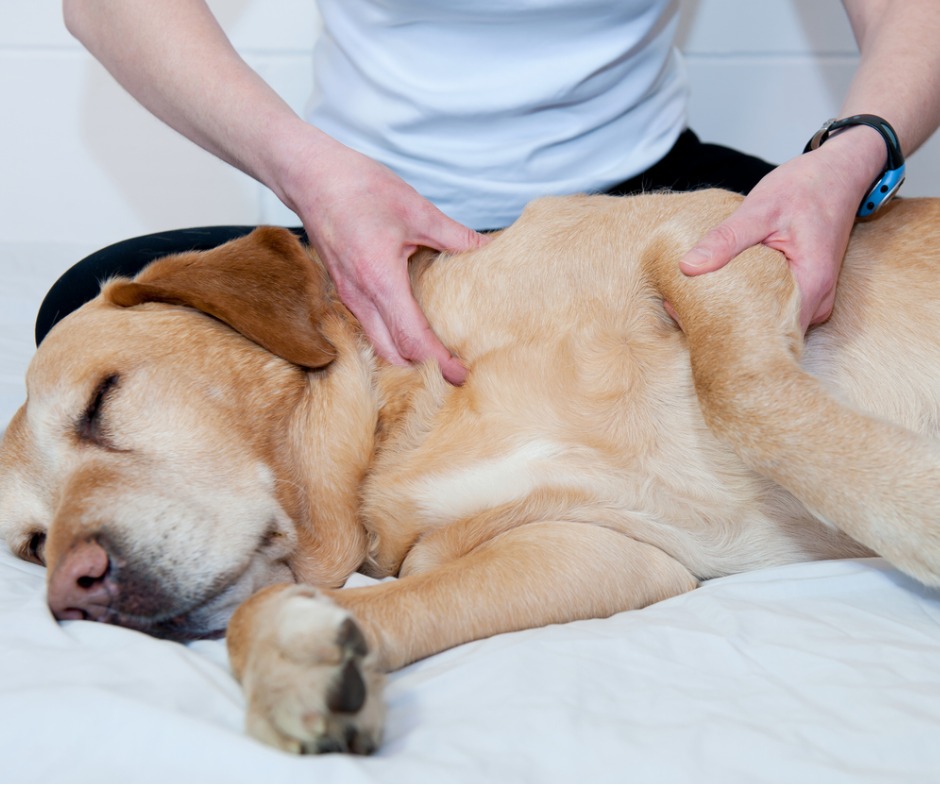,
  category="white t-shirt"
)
[308,0,688,230]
